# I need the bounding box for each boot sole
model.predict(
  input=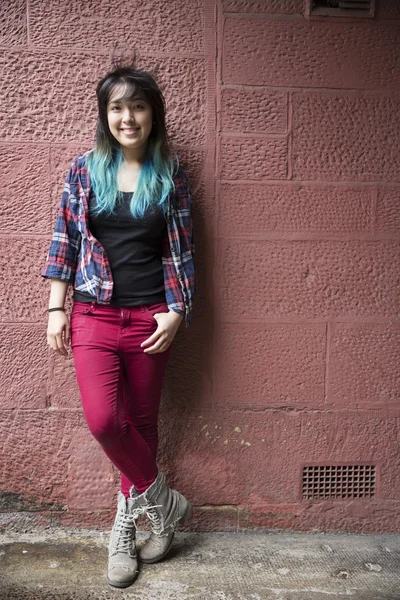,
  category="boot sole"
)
[107,572,138,589]
[140,501,193,564]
